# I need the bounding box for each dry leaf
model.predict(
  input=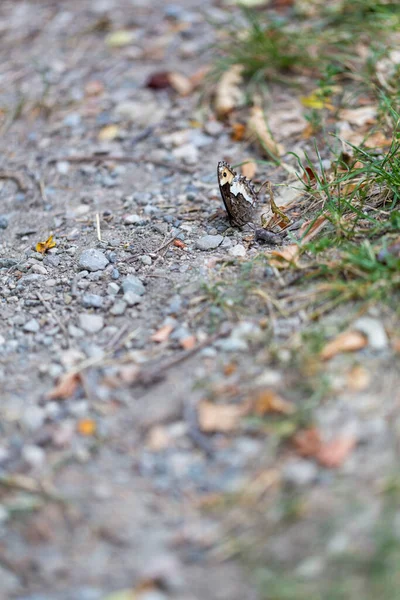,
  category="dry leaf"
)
[338,106,377,127]
[105,30,135,48]
[85,80,104,96]
[320,330,367,360]
[231,122,246,141]
[214,64,244,118]
[189,66,210,88]
[269,244,300,268]
[198,400,246,433]
[35,235,56,254]
[241,160,257,179]
[302,166,317,184]
[98,124,120,141]
[293,427,322,457]
[300,91,333,110]
[173,239,186,249]
[180,335,196,350]
[247,105,284,158]
[299,215,328,244]
[47,372,81,400]
[252,389,295,416]
[347,364,371,391]
[151,324,174,343]
[168,72,193,96]
[77,418,96,436]
[316,436,356,468]
[146,71,170,89]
